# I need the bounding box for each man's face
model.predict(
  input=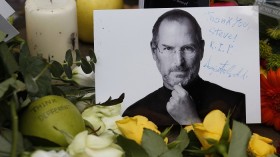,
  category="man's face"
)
[152,19,204,90]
